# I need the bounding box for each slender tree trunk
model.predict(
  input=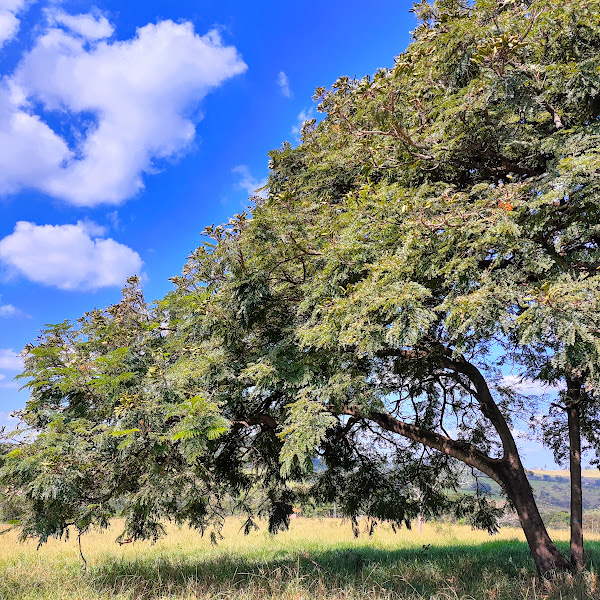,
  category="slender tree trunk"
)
[567,398,585,570]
